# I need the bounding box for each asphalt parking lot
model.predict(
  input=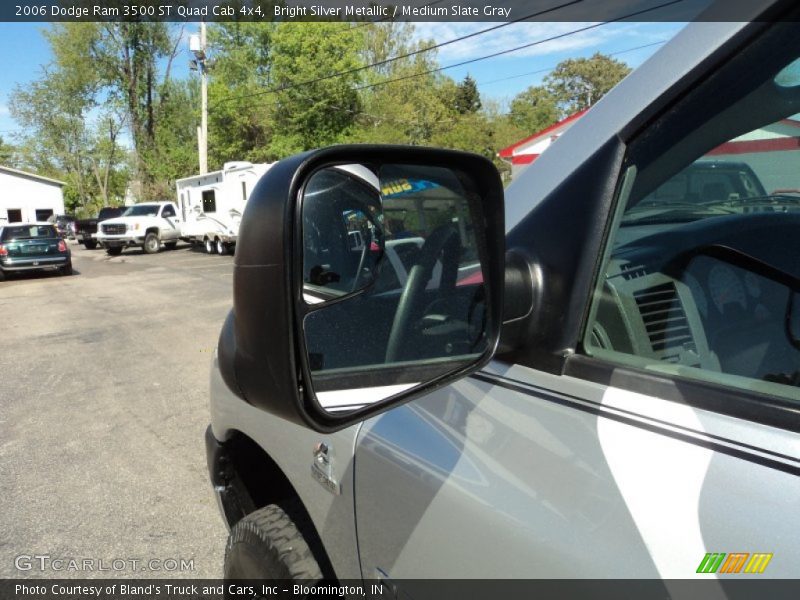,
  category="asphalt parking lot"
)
[0,241,234,578]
